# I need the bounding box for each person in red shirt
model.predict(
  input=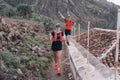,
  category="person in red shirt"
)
[58,11,74,45]
[49,23,64,75]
